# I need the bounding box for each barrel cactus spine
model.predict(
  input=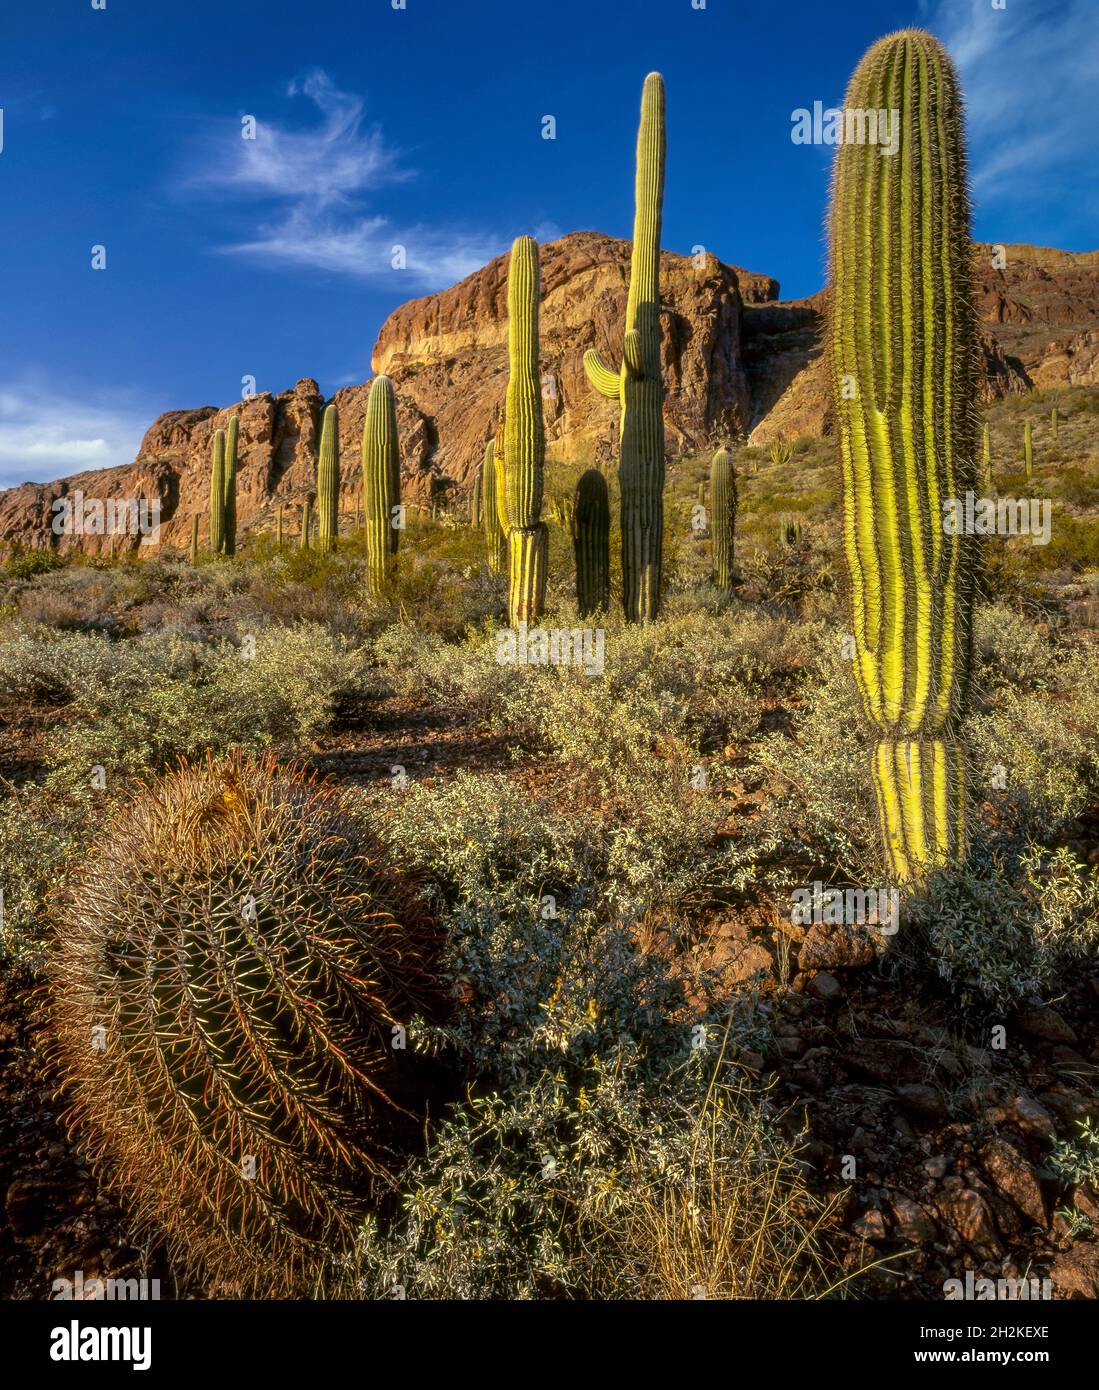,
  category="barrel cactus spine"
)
[583,72,666,624]
[209,429,227,556]
[316,403,340,552]
[574,468,610,617]
[362,375,401,595]
[829,29,979,884]
[710,447,737,594]
[503,236,547,626]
